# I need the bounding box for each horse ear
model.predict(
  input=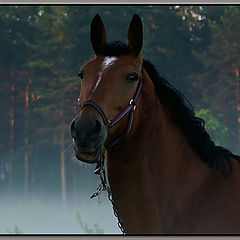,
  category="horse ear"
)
[90,14,106,55]
[127,14,143,56]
